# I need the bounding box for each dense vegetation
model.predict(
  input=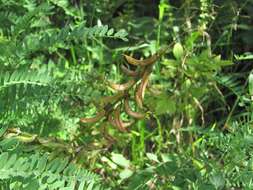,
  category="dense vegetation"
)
[0,0,253,189]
